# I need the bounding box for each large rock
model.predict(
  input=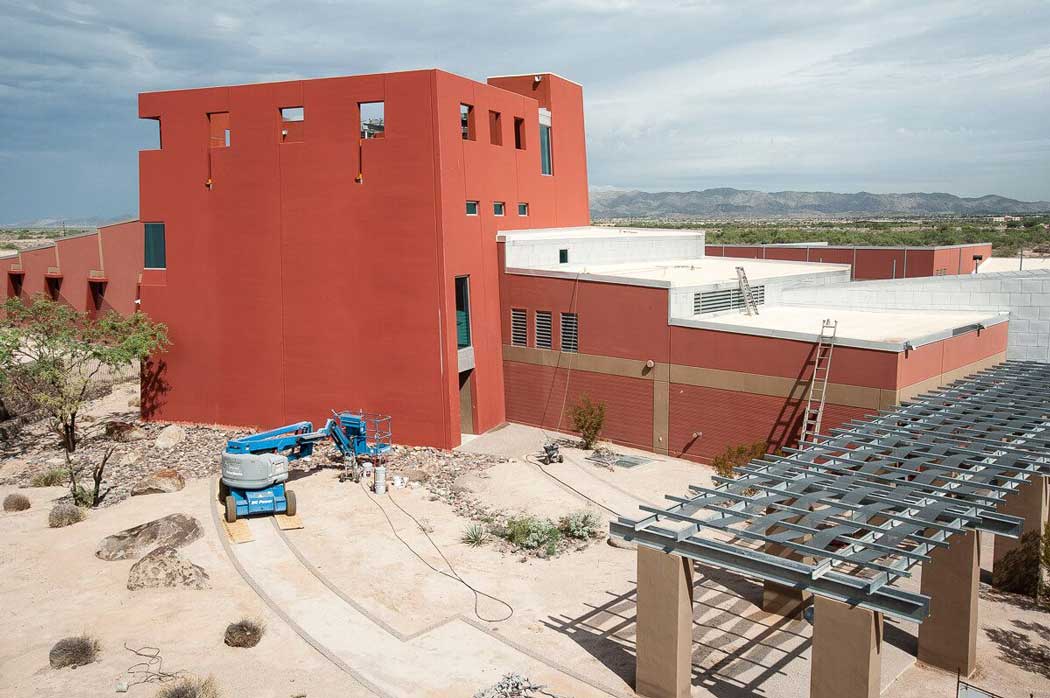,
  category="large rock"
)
[131,469,186,496]
[127,546,209,590]
[96,513,203,561]
[154,424,186,450]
